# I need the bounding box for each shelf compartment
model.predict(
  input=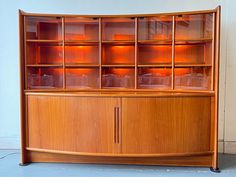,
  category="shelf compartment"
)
[102,44,135,65]
[175,44,212,65]
[26,42,63,65]
[102,68,135,89]
[66,68,99,89]
[138,44,172,65]
[64,17,99,41]
[65,44,99,65]
[25,16,62,40]
[138,68,172,89]
[174,67,211,90]
[102,17,135,41]
[138,16,173,41]
[175,13,213,40]
[27,67,63,89]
